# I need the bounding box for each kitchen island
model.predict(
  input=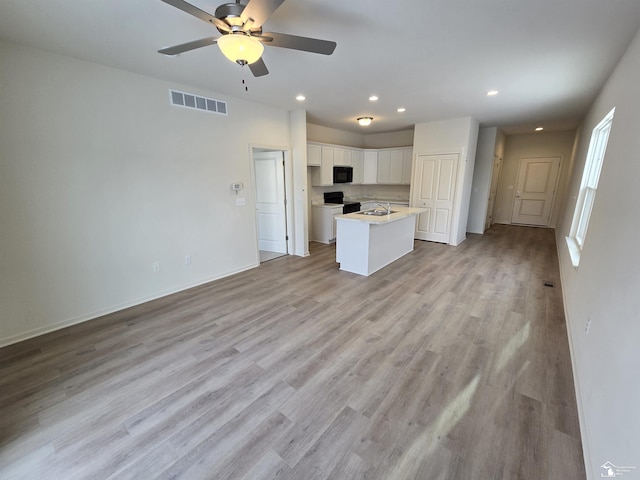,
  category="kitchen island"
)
[335,206,426,276]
